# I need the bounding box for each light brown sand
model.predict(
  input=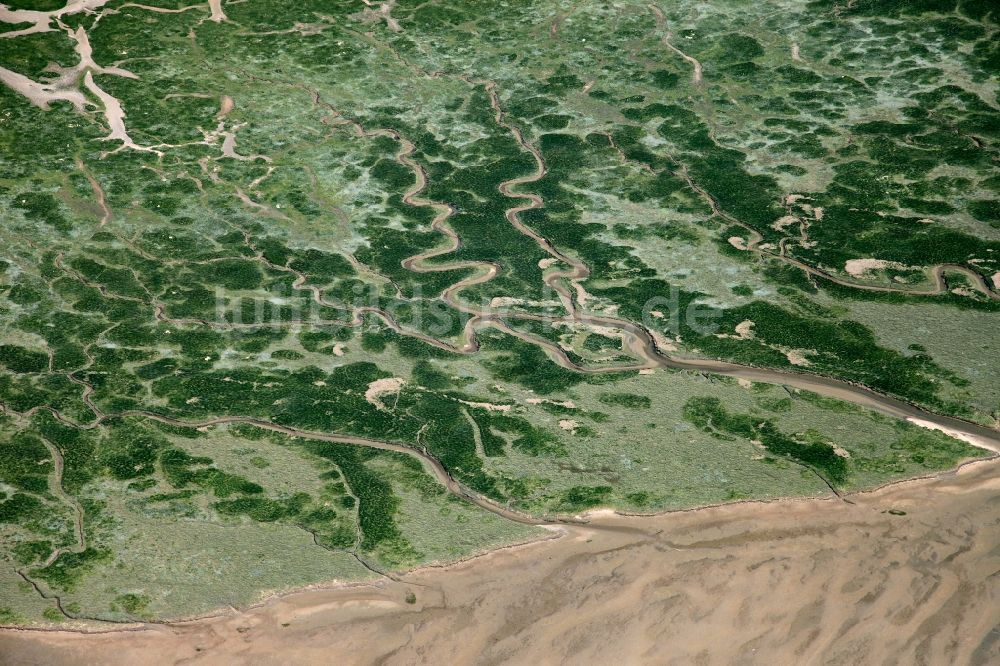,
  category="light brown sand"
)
[843,259,908,278]
[3,460,999,665]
